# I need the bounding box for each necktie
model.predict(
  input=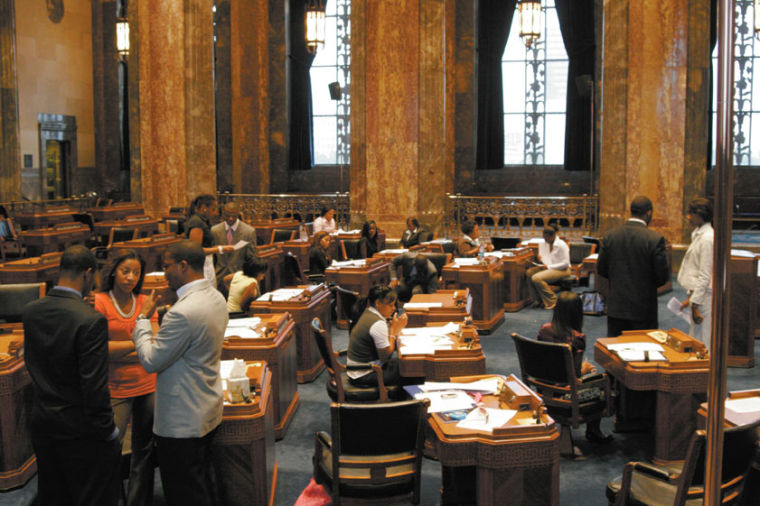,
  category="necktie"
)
[227,227,234,245]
